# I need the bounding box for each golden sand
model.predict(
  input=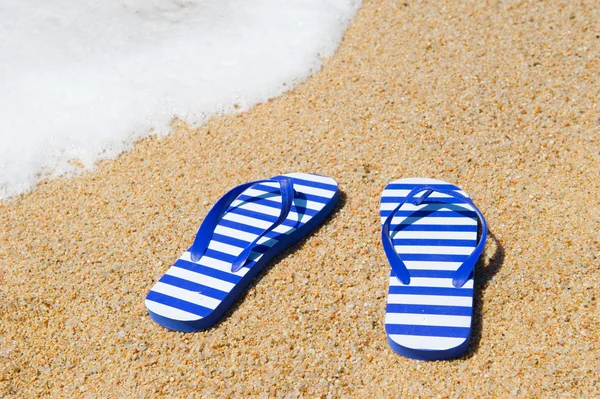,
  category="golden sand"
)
[1,0,598,397]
